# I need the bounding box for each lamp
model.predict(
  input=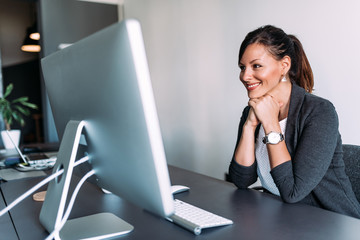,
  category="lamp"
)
[29,31,40,41]
[28,22,40,40]
[21,25,41,53]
